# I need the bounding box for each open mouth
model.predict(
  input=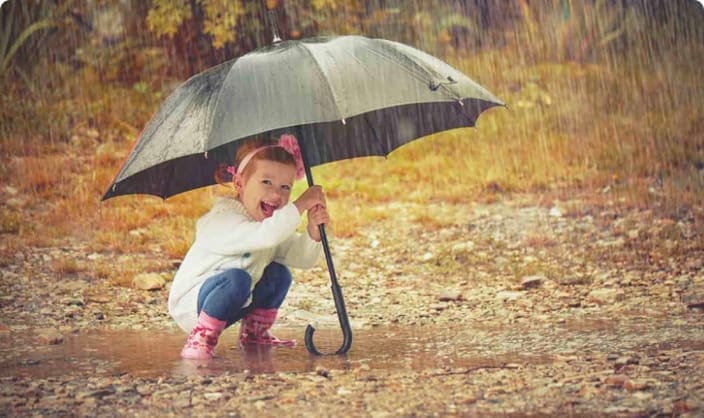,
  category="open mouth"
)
[260,201,278,218]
